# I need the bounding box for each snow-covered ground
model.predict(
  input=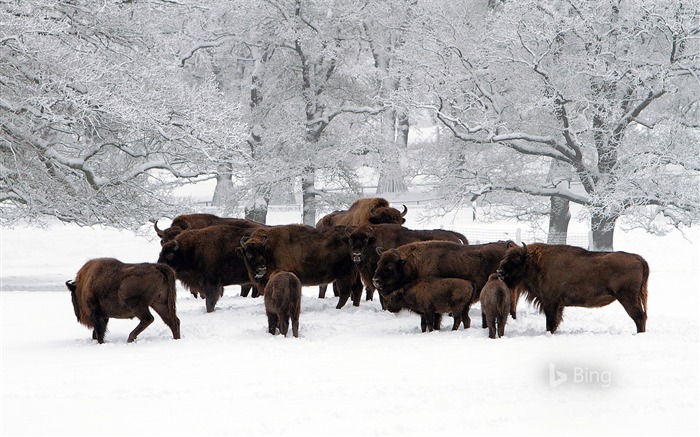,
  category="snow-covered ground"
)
[1,210,698,436]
